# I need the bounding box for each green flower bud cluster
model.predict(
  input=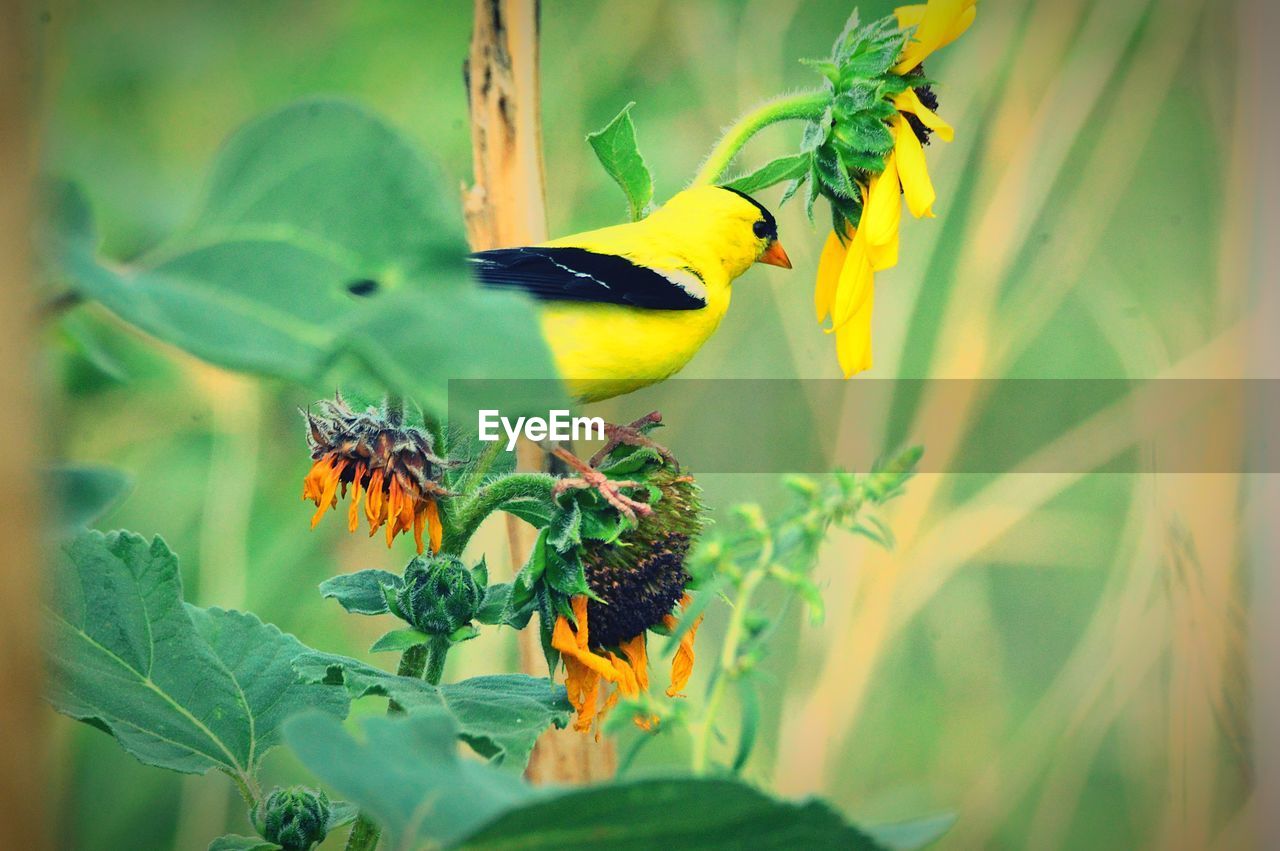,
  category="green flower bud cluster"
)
[253,787,330,851]
[787,12,920,235]
[394,554,481,635]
